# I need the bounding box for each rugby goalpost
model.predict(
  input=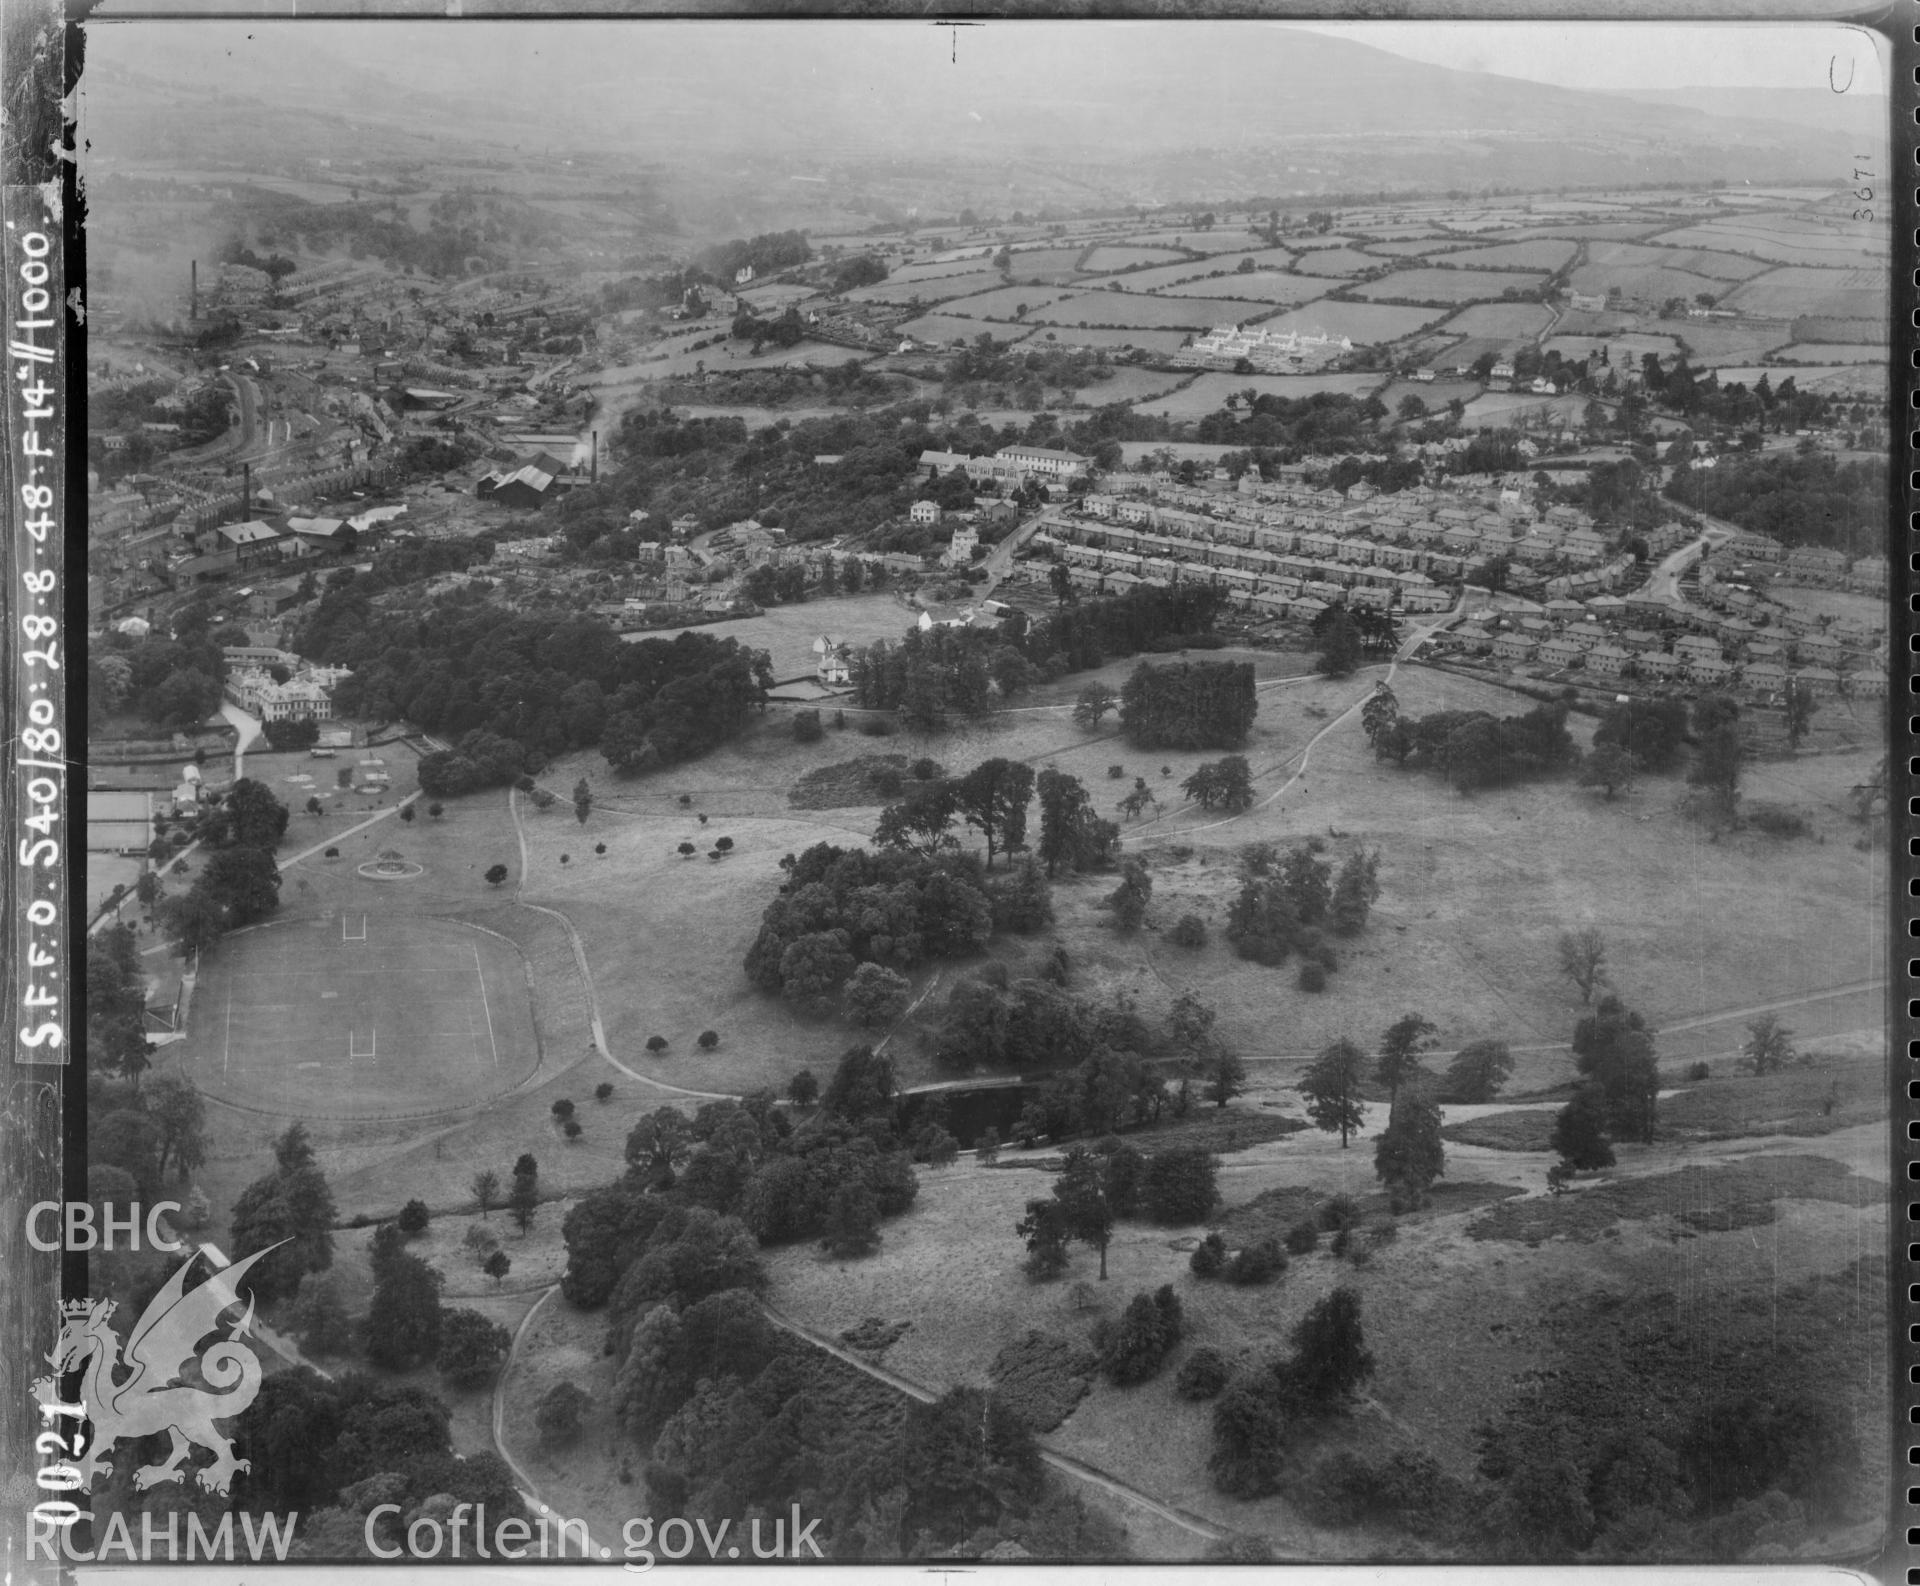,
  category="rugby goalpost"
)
[342,913,368,941]
[347,1026,377,1063]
